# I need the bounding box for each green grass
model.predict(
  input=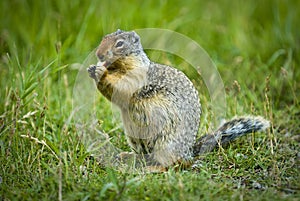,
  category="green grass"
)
[1,0,299,200]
